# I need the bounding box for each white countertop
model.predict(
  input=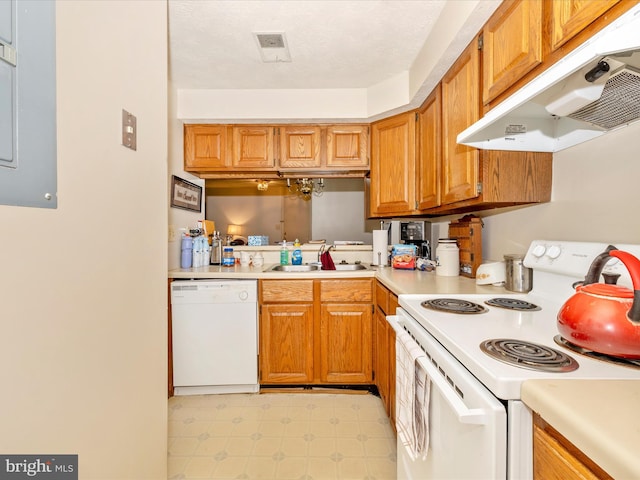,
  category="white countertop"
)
[522,379,640,479]
[169,263,509,295]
